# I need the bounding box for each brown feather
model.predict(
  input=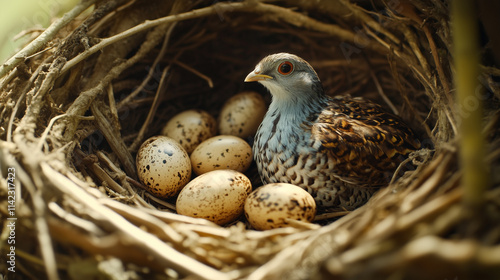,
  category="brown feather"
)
[311,95,420,185]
